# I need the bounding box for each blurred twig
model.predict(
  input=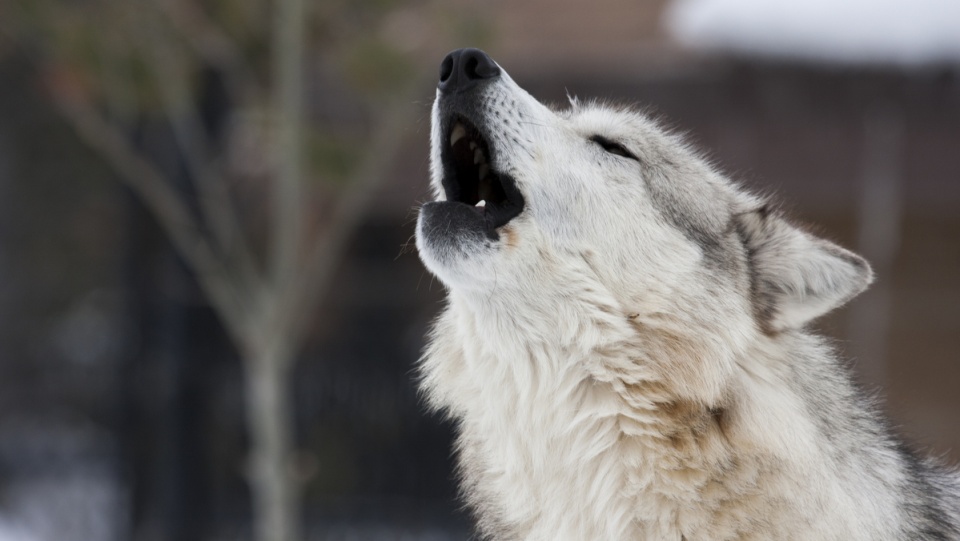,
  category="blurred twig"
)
[270,0,305,291]
[153,0,261,103]
[49,92,253,346]
[285,94,423,348]
[142,11,262,296]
